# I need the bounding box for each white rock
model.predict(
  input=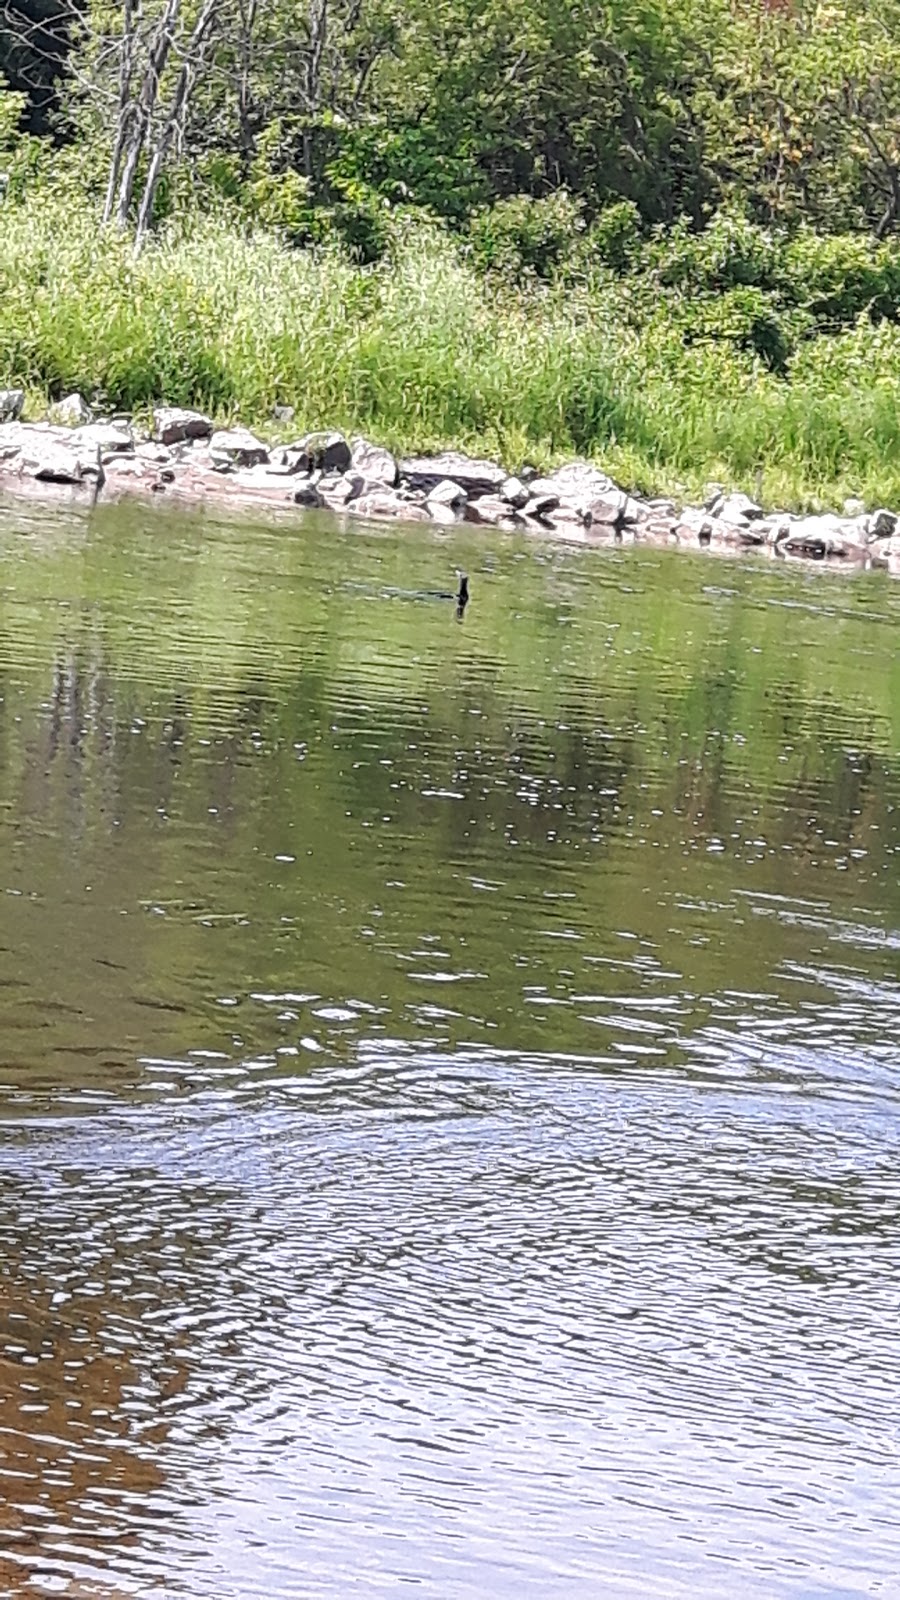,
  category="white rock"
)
[265,448,307,476]
[49,392,92,427]
[779,514,863,558]
[16,438,100,483]
[867,507,898,541]
[135,440,174,464]
[545,503,591,530]
[586,488,628,526]
[673,507,714,545]
[501,475,531,509]
[533,461,616,514]
[0,388,24,423]
[350,437,397,487]
[711,491,763,523]
[635,514,679,543]
[426,478,467,510]
[70,421,134,454]
[427,502,459,525]
[320,473,366,506]
[524,489,560,519]
[464,495,519,526]
[401,453,506,498]
[209,427,269,468]
[351,490,431,522]
[289,431,351,473]
[153,406,213,446]
[732,518,769,546]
